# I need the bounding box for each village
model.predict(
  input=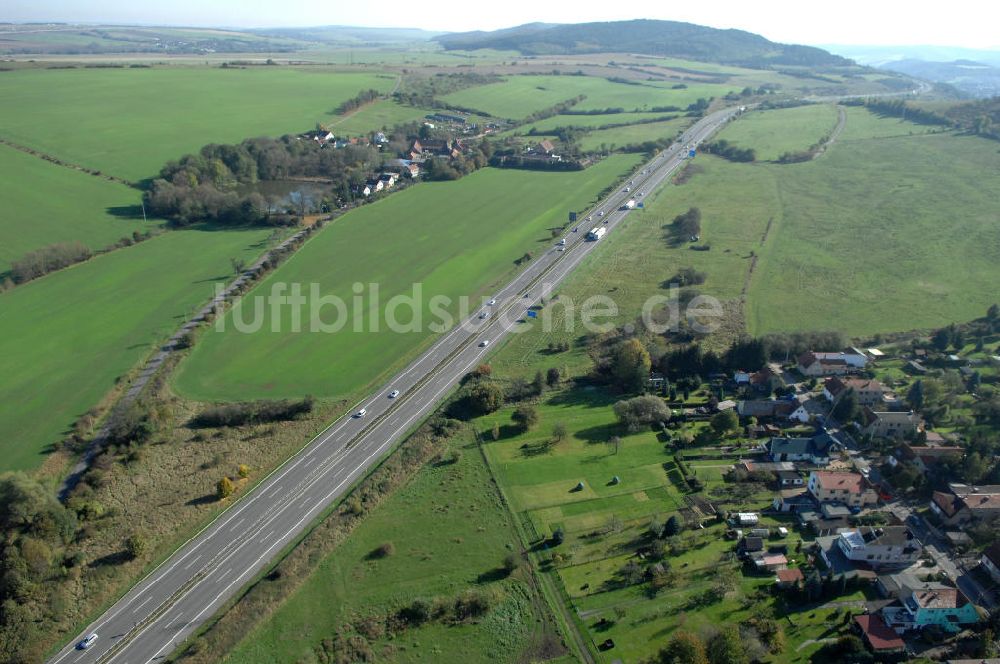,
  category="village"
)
[659,338,1000,660]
